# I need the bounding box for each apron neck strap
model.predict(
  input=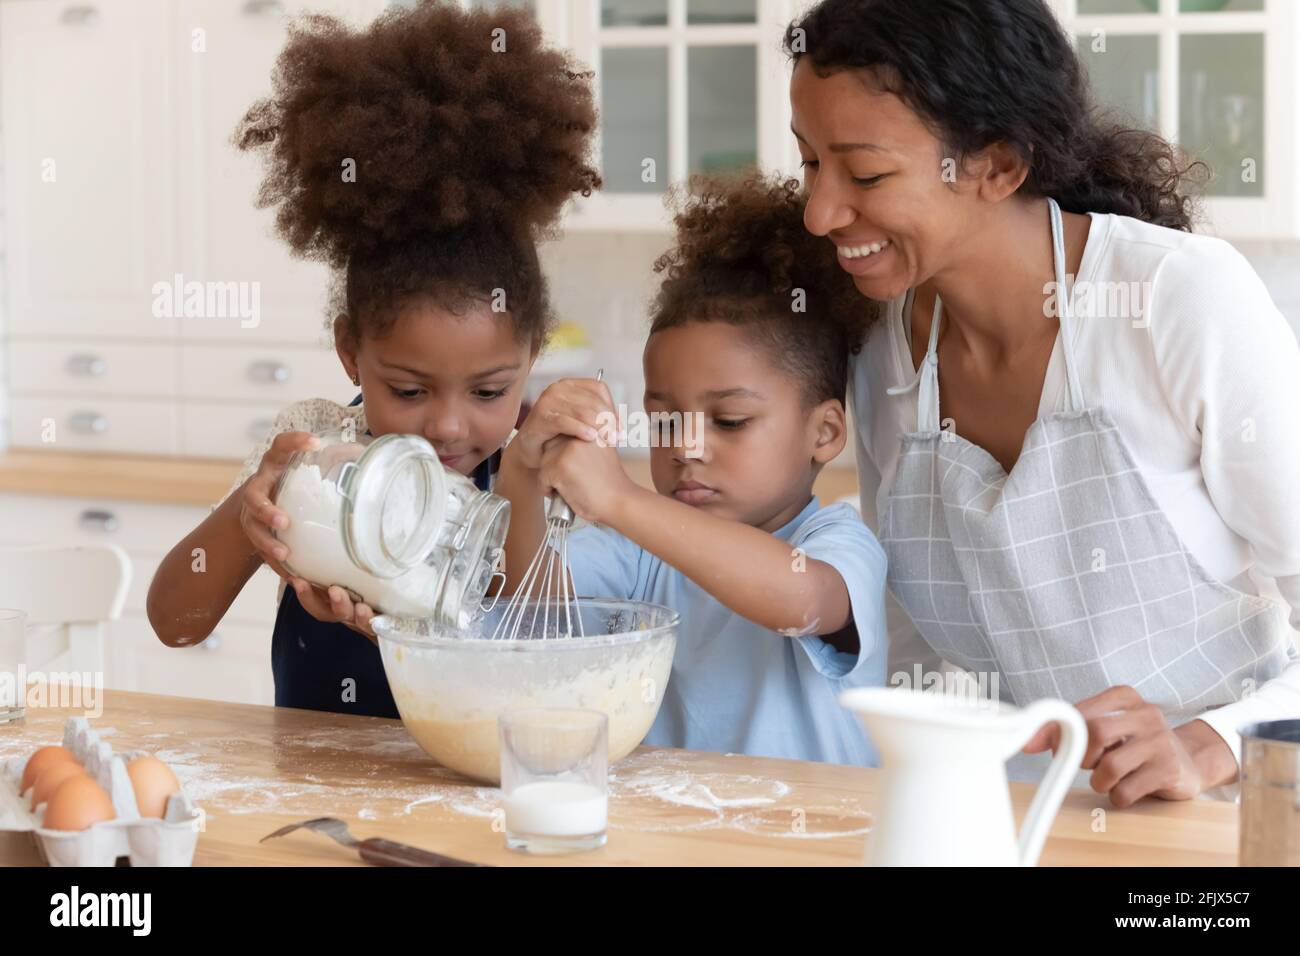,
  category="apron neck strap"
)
[894,197,1085,432]
[1048,197,1086,414]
